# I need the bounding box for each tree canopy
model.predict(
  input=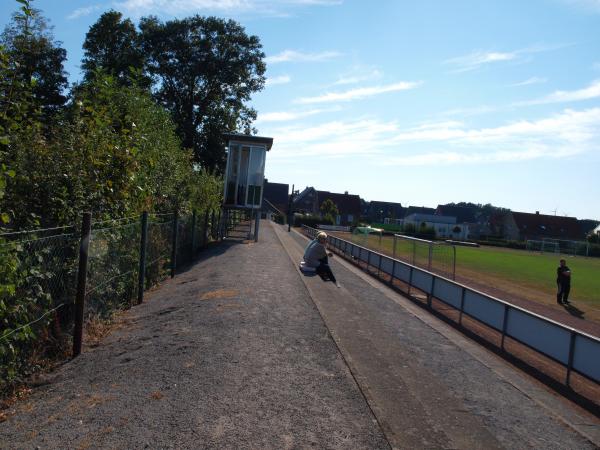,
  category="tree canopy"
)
[81,13,266,173]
